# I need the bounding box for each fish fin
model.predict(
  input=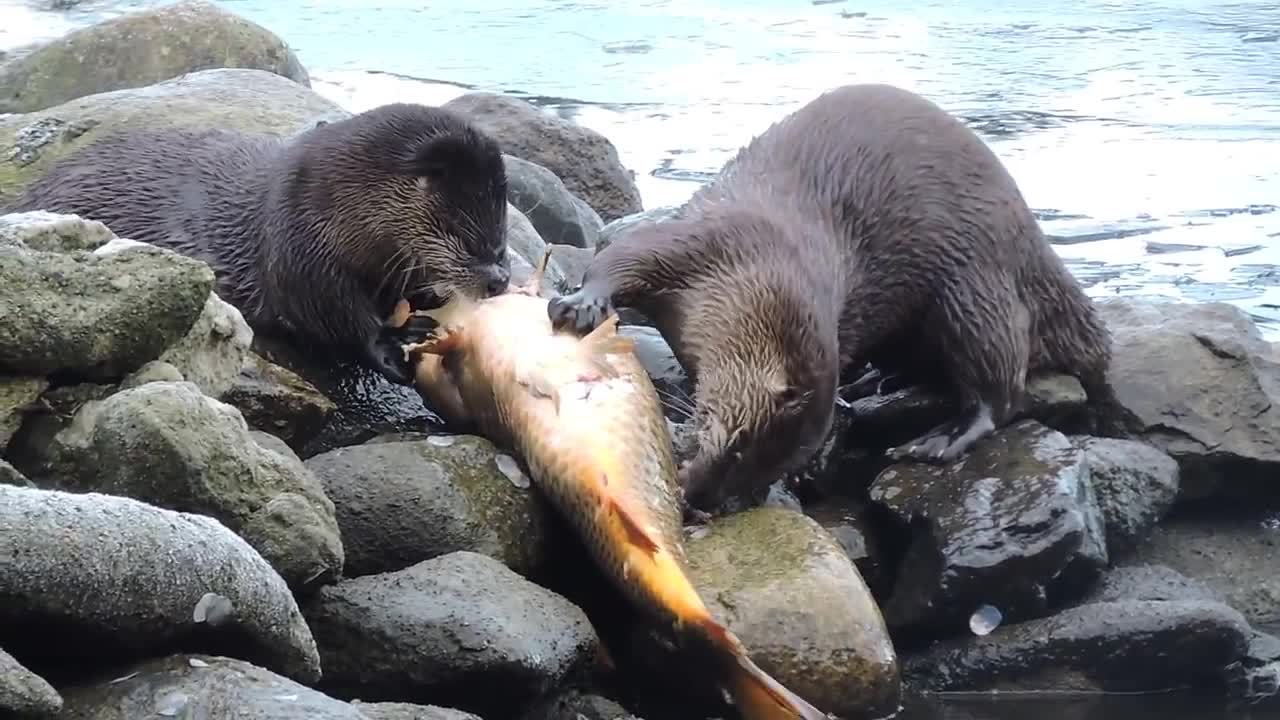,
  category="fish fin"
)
[511,246,555,297]
[608,495,660,558]
[576,313,635,377]
[699,619,830,720]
